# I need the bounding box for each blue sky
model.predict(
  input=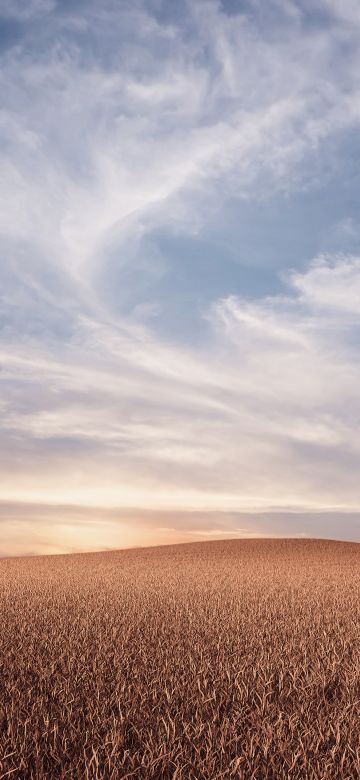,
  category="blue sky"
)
[1,0,360,554]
